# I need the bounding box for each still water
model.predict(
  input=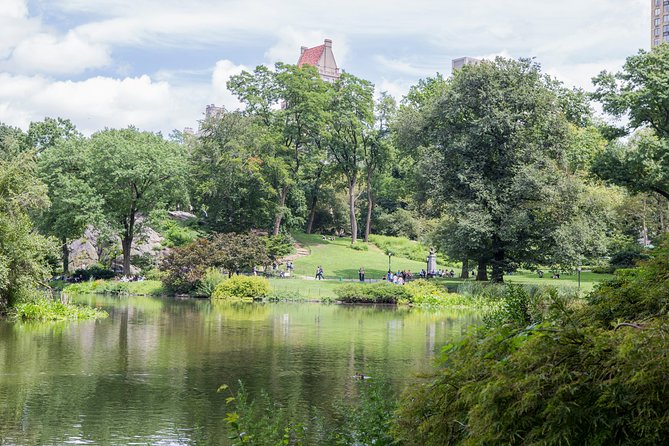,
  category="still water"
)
[0,295,479,445]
